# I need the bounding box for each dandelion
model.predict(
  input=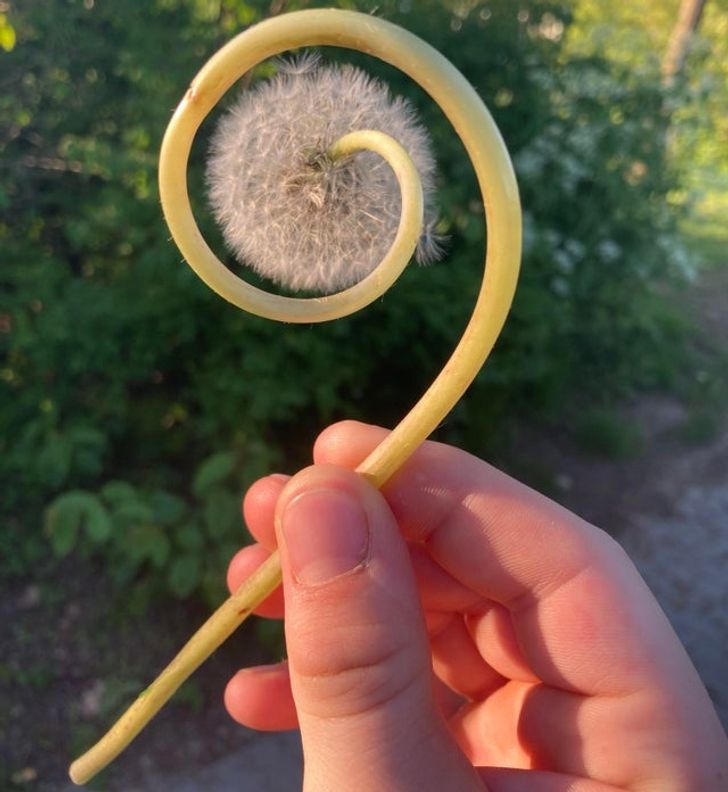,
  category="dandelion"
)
[70,11,521,785]
[206,55,443,294]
